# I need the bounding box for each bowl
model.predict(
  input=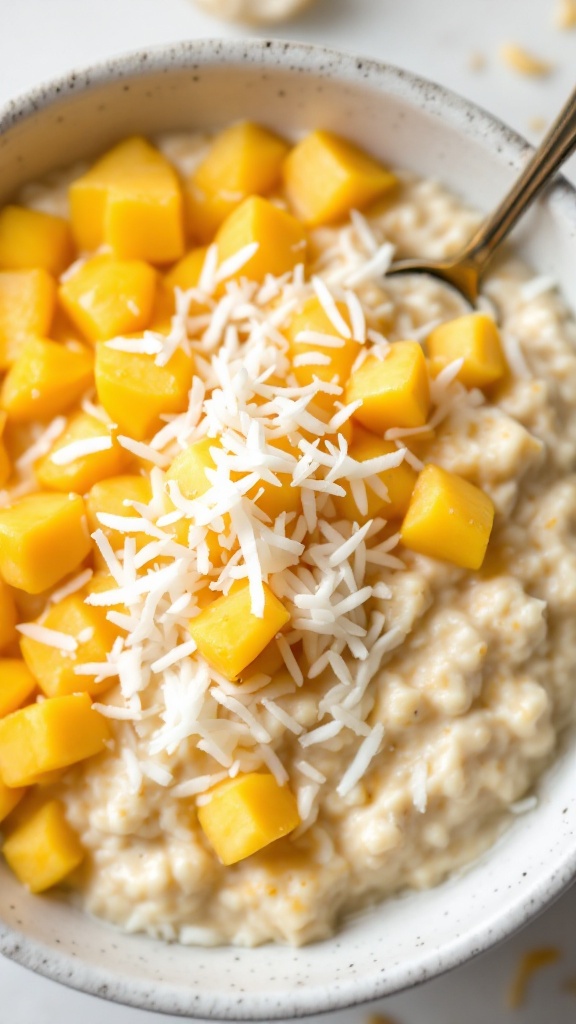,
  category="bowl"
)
[1,38,576,1021]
